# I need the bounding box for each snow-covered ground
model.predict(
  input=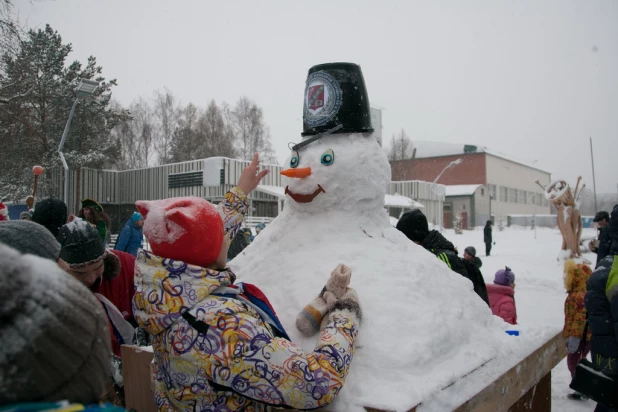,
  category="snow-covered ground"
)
[445,225,598,412]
